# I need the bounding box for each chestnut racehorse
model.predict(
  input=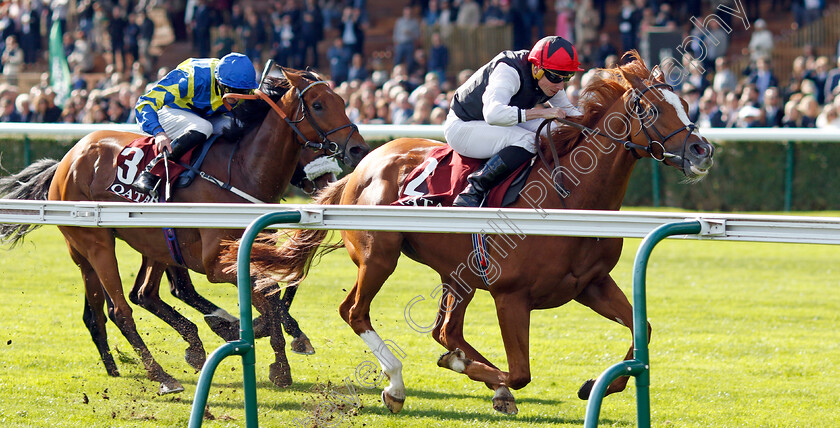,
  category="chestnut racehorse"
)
[0,69,369,394]
[240,54,714,413]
